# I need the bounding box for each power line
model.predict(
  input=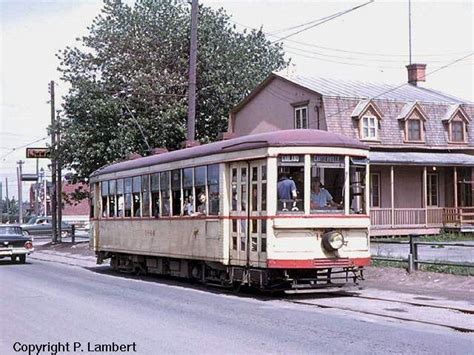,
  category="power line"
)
[229,19,471,59]
[270,1,375,43]
[0,137,48,161]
